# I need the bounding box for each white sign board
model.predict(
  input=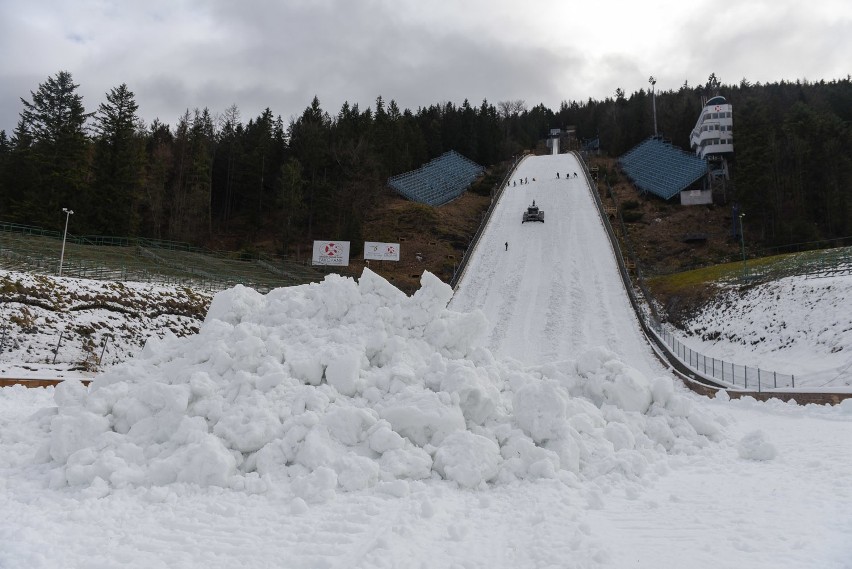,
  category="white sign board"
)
[312,240,350,266]
[680,189,712,206]
[363,241,400,261]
